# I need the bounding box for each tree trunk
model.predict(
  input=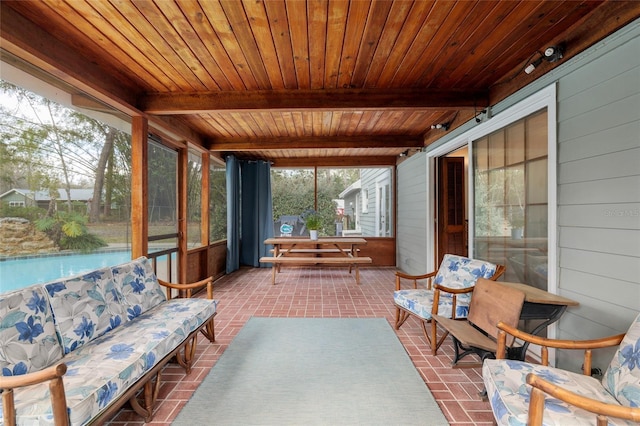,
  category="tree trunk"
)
[90,128,115,223]
[103,146,114,218]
